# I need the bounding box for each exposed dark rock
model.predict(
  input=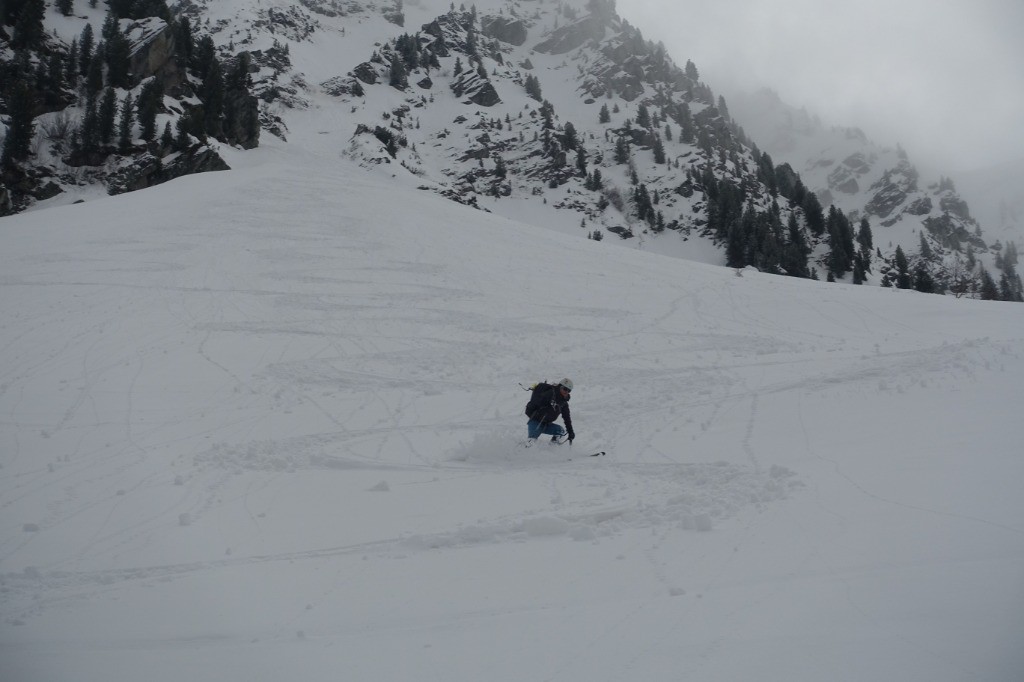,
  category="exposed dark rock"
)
[126,18,185,93]
[351,62,380,84]
[533,14,606,54]
[940,195,971,220]
[908,196,933,215]
[481,15,528,46]
[223,90,261,149]
[924,214,986,251]
[107,144,230,196]
[451,71,501,107]
[865,161,919,223]
[321,76,364,97]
